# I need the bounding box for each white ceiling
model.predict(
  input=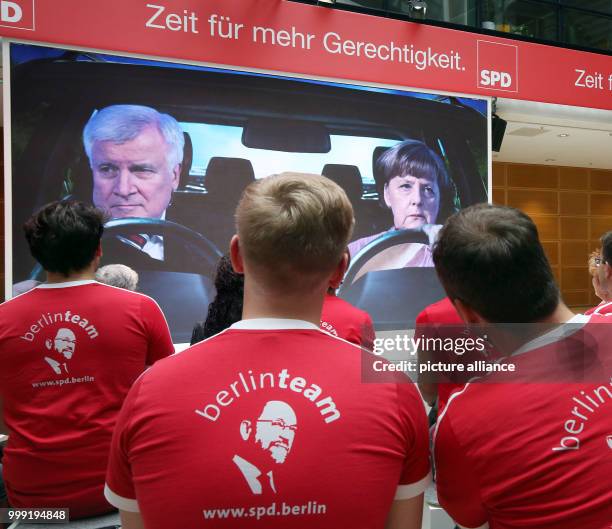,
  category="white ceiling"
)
[494,98,612,169]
